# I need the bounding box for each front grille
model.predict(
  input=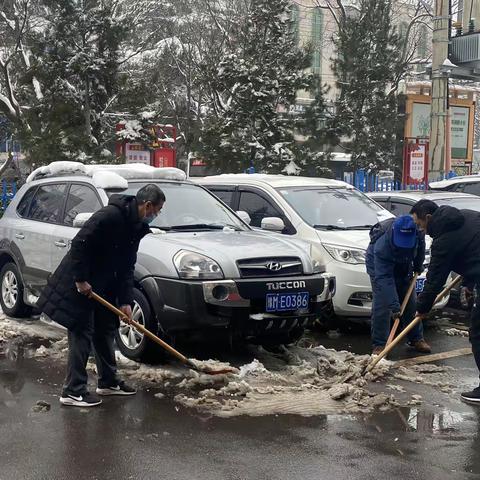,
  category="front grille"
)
[237,257,303,278]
